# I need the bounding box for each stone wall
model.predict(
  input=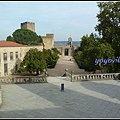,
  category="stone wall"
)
[20,22,54,50]
[54,45,76,56]
[0,74,47,84]
[21,22,35,32]
[41,34,54,49]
